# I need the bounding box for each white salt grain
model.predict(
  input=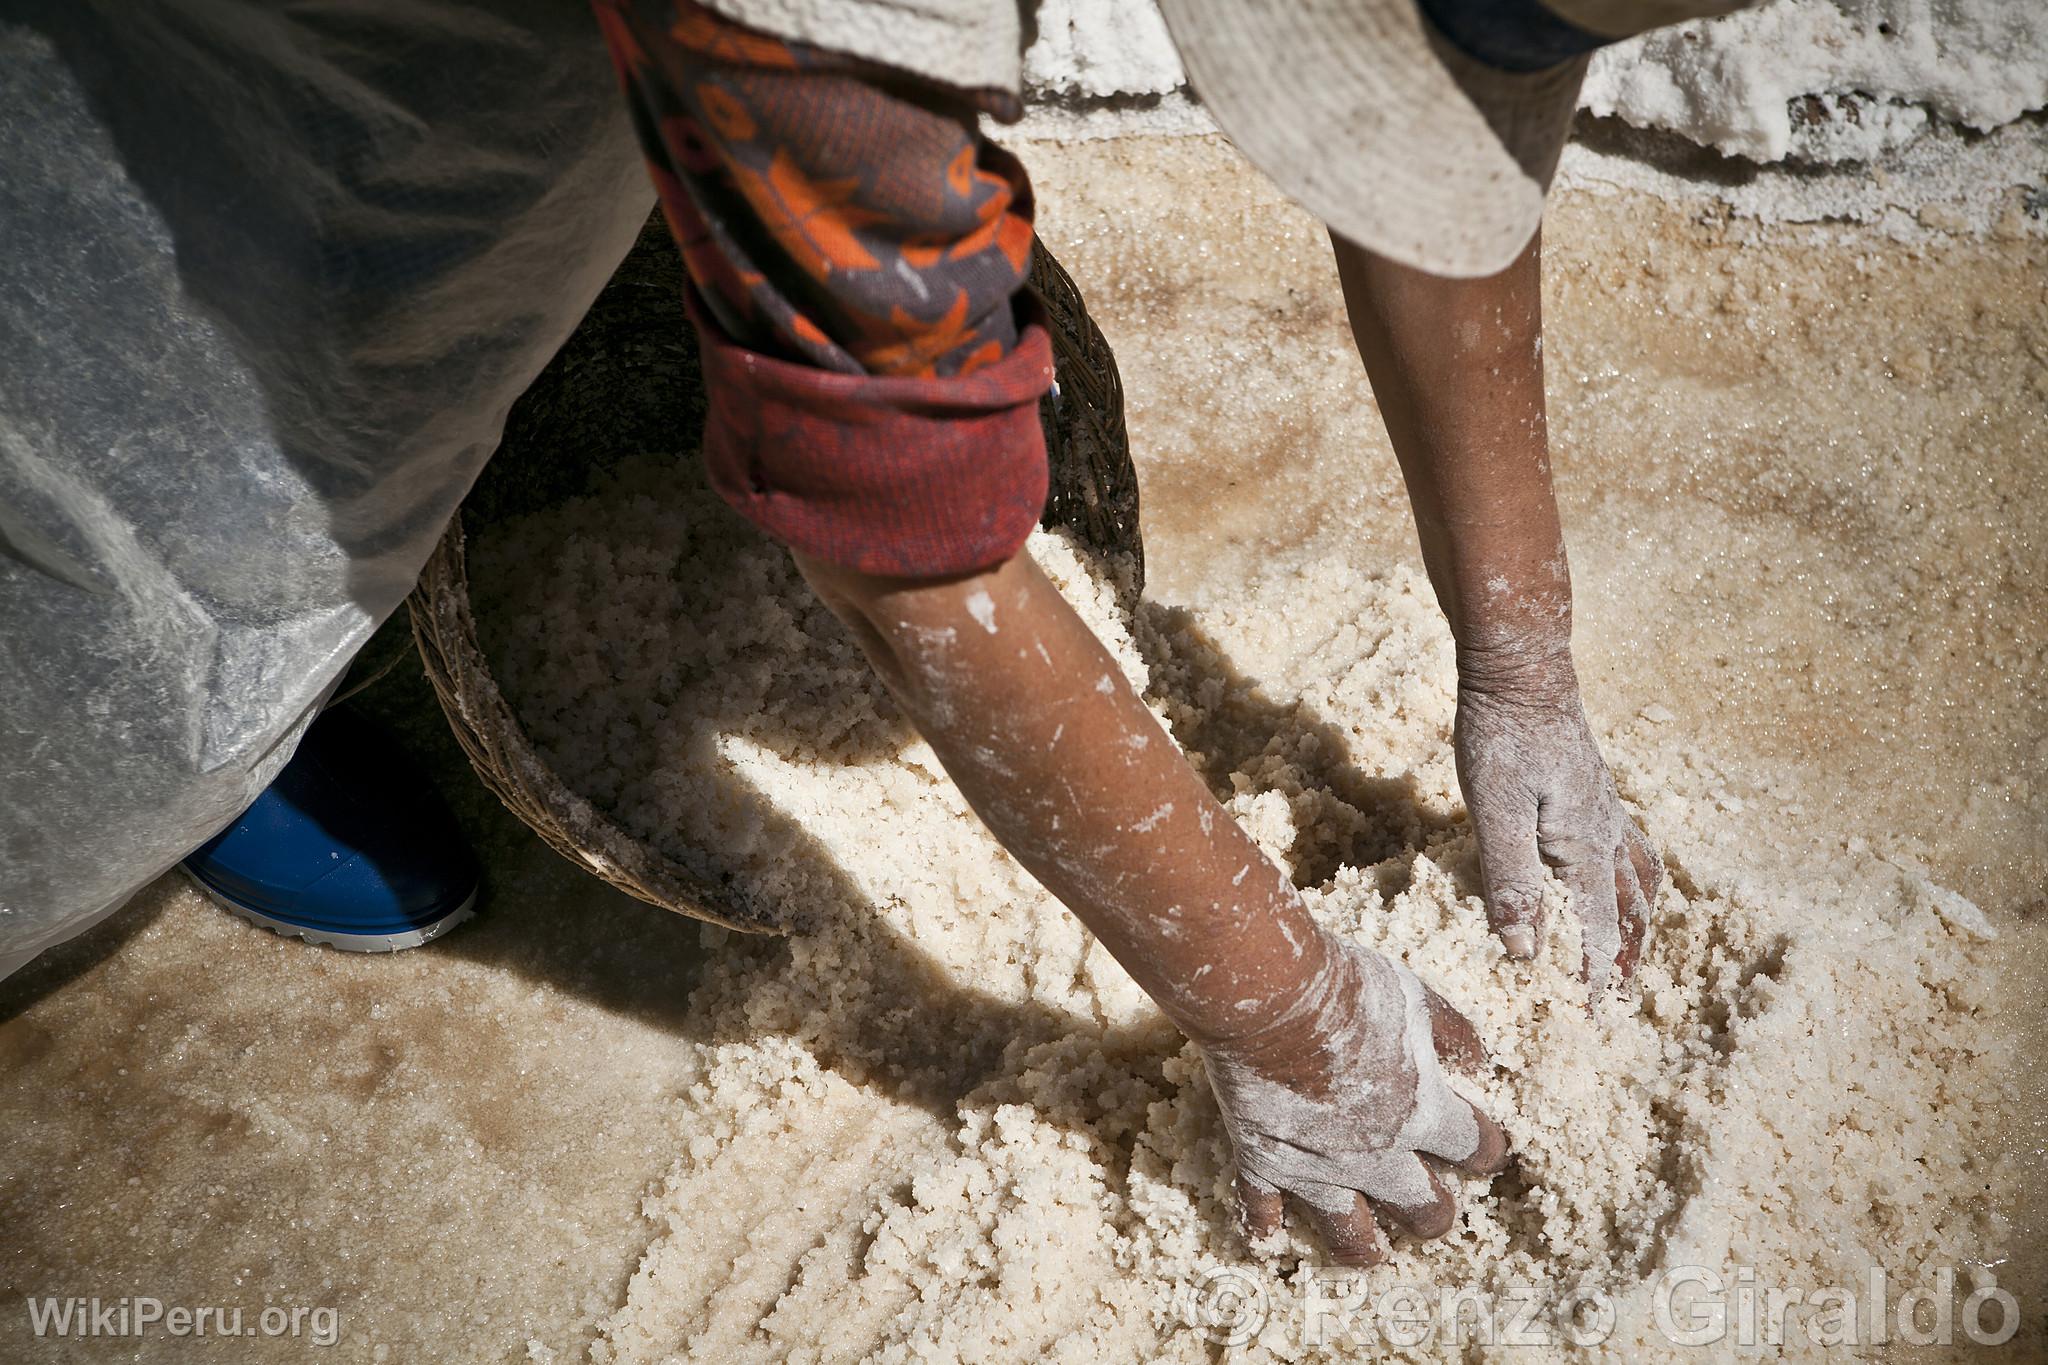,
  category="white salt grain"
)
[473,456,2012,1362]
